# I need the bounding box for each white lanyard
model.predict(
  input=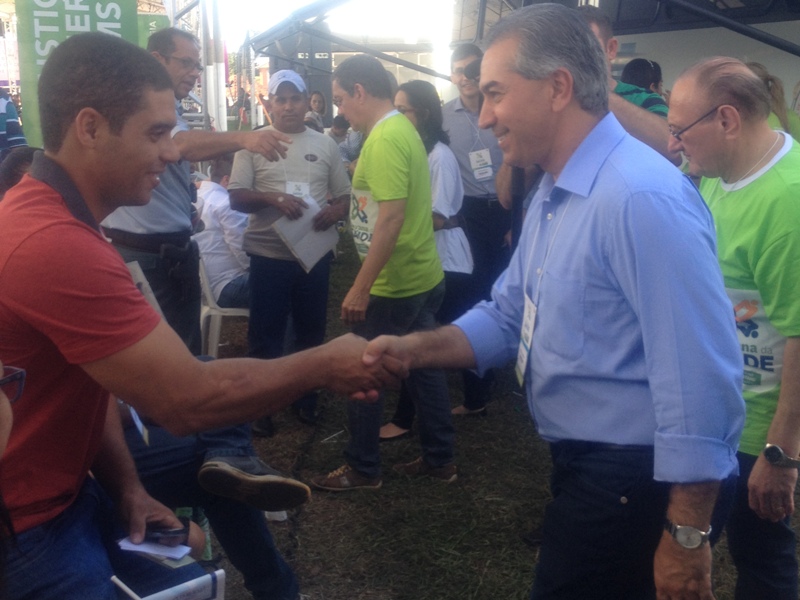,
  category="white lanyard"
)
[515,190,572,385]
